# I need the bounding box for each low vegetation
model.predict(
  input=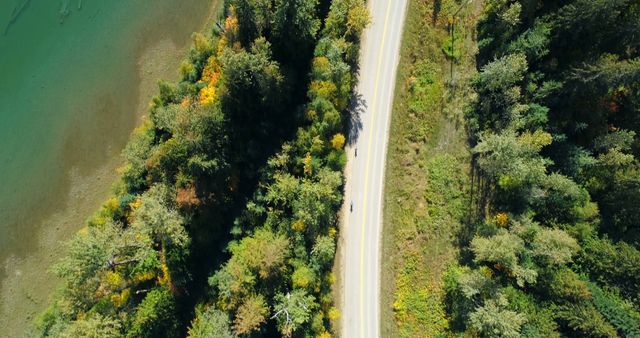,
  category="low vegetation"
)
[381,0,477,337]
